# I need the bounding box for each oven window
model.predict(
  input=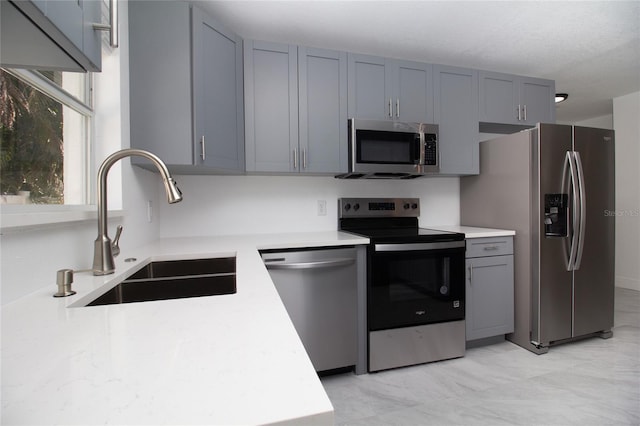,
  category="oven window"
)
[388,258,451,302]
[369,248,465,331]
[357,130,419,164]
